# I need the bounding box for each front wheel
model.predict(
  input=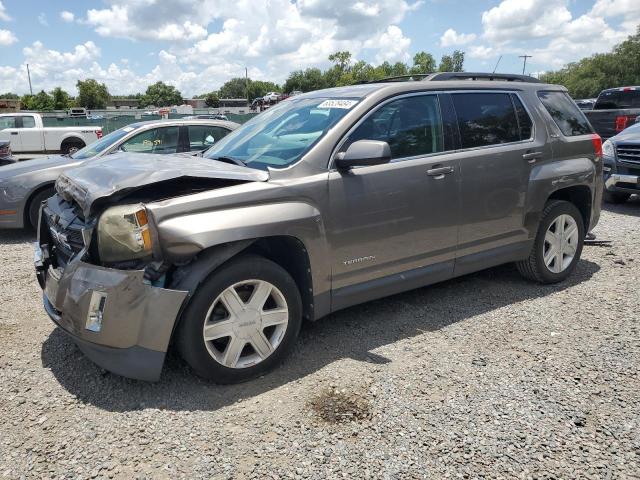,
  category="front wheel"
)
[27,187,55,230]
[176,255,302,383]
[517,200,585,284]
